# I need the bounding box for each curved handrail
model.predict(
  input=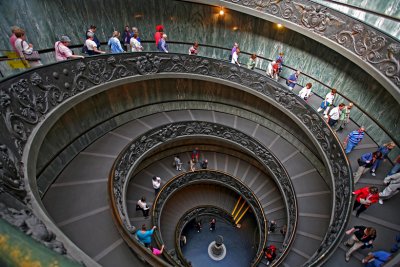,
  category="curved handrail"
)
[173,205,236,265]
[110,120,298,266]
[1,40,396,150]
[151,169,269,266]
[0,53,351,266]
